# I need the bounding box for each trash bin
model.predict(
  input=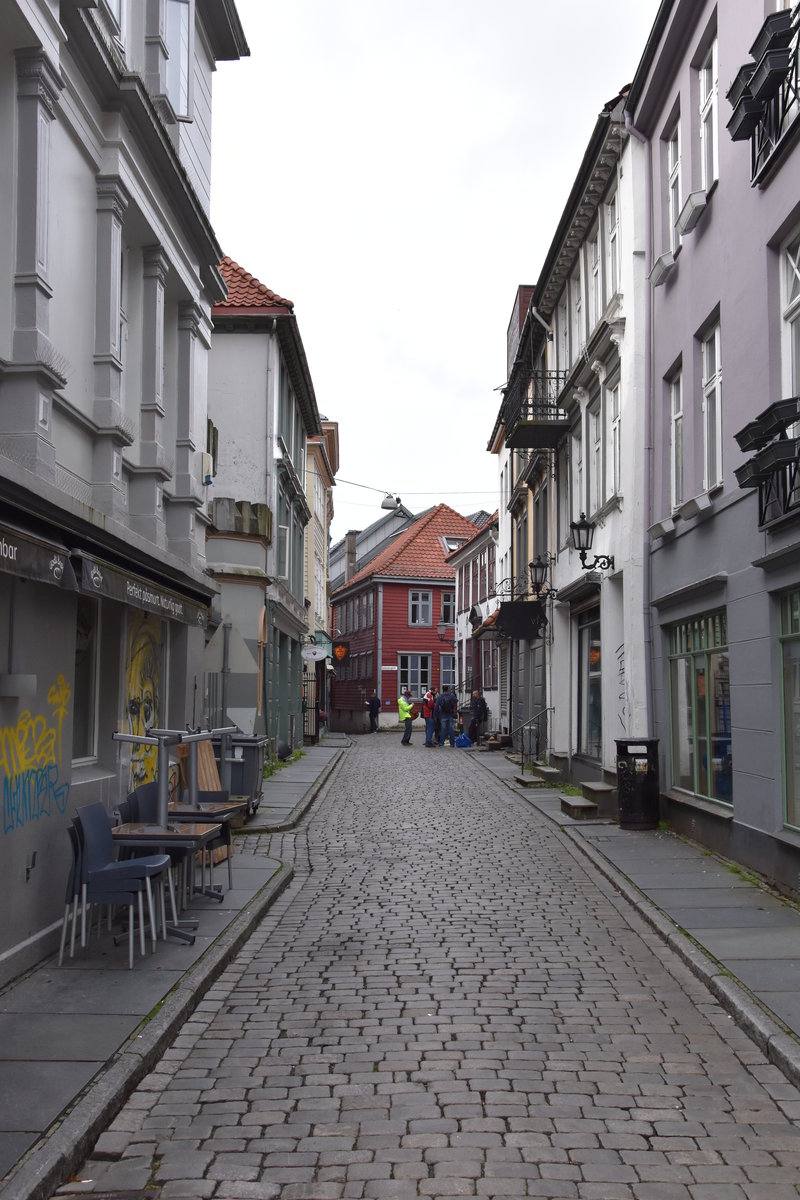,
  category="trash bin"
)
[615,738,660,830]
[212,733,268,819]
